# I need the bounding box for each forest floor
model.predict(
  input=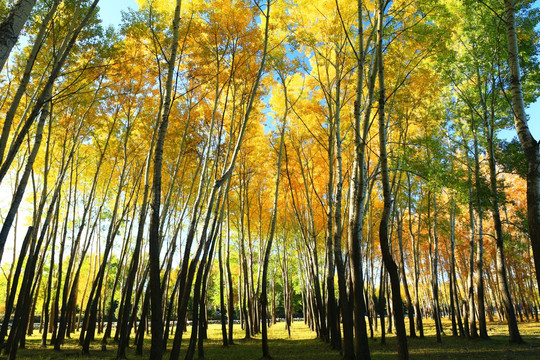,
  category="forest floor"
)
[2,318,540,359]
